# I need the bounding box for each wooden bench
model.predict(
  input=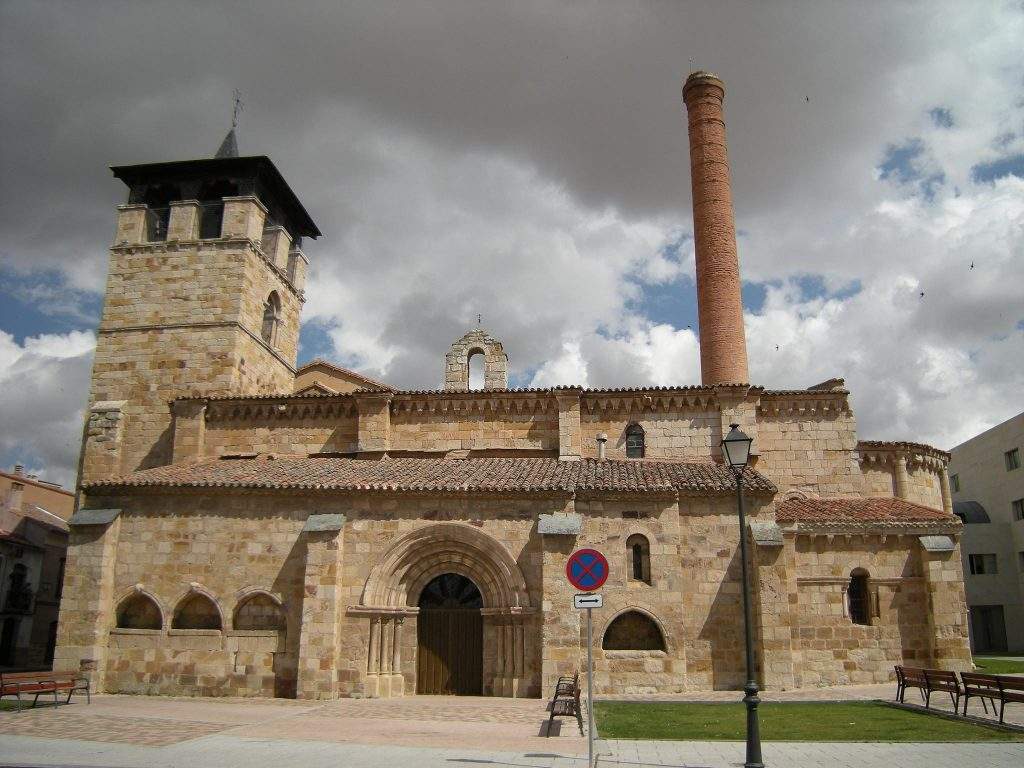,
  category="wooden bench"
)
[982,674,1024,724]
[553,671,579,701]
[895,666,961,710]
[960,671,1001,718]
[546,681,583,736]
[0,671,90,711]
